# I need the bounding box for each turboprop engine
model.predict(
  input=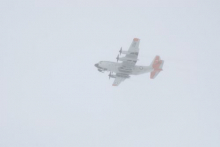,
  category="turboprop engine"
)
[108,72,116,79]
[117,73,130,78]
[98,69,104,73]
[119,47,138,55]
